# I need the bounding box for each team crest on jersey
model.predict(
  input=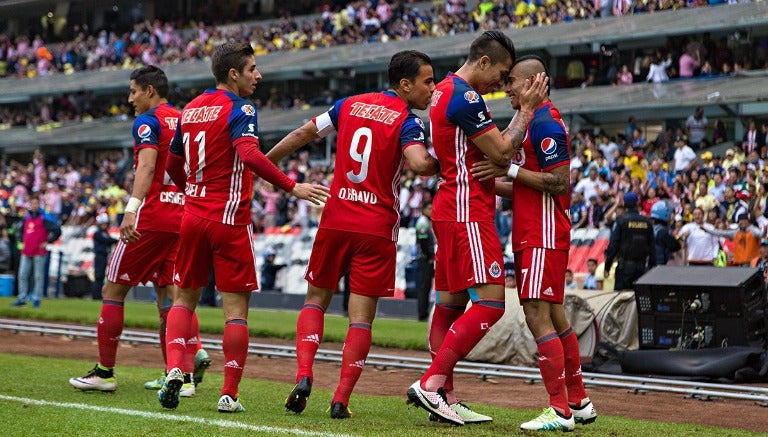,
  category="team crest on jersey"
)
[489,261,502,278]
[540,137,557,155]
[464,90,479,104]
[415,118,425,129]
[137,124,152,138]
[512,148,526,166]
[241,104,255,116]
